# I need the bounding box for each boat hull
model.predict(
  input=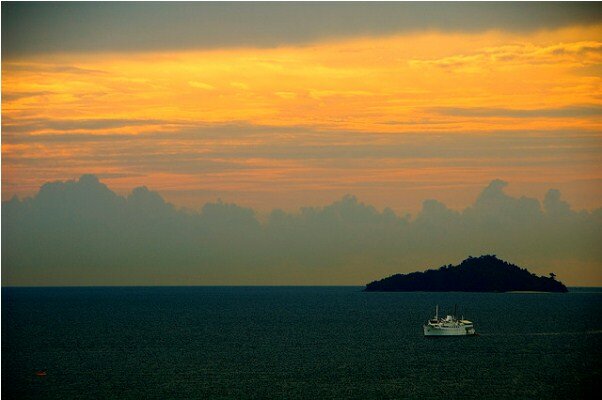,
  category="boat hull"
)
[423,324,476,336]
